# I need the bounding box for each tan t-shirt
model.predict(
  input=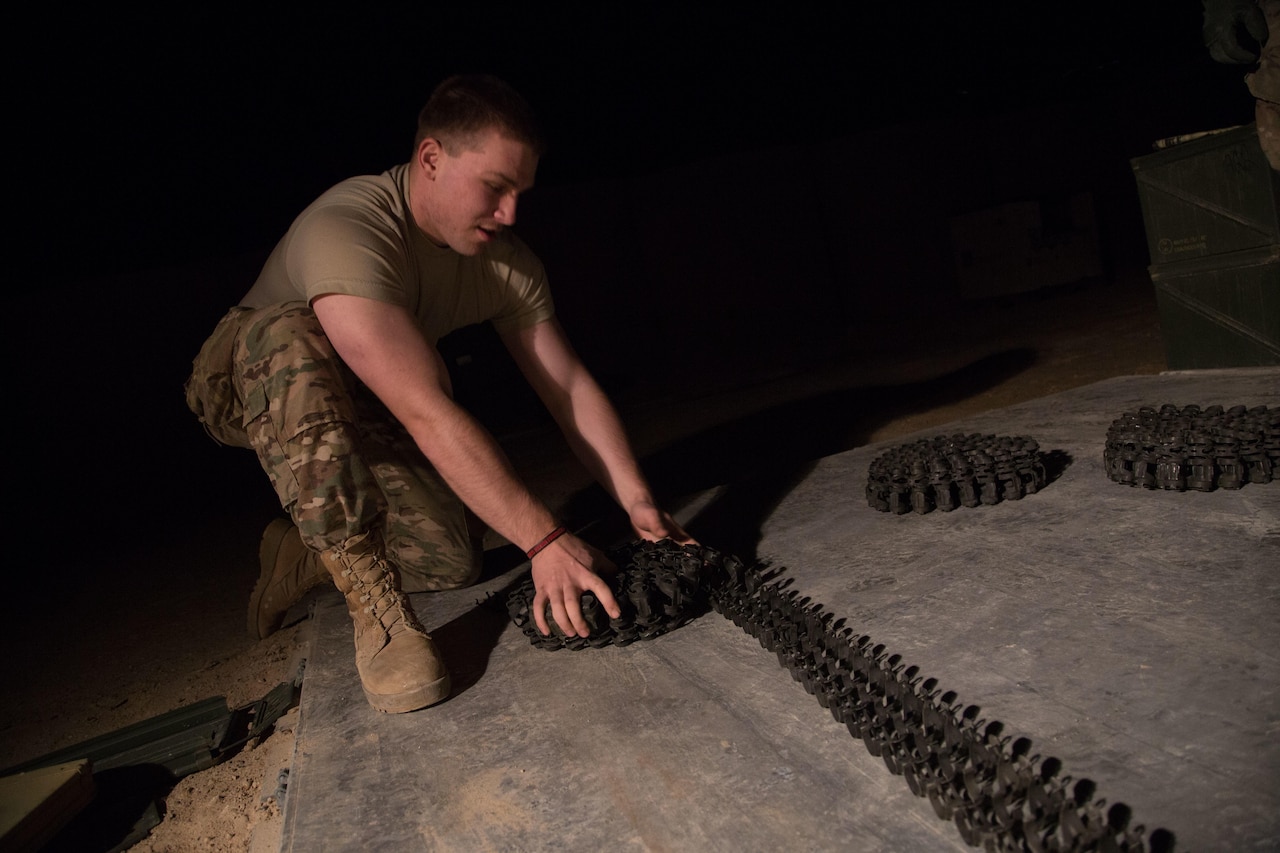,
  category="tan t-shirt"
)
[240,163,554,345]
